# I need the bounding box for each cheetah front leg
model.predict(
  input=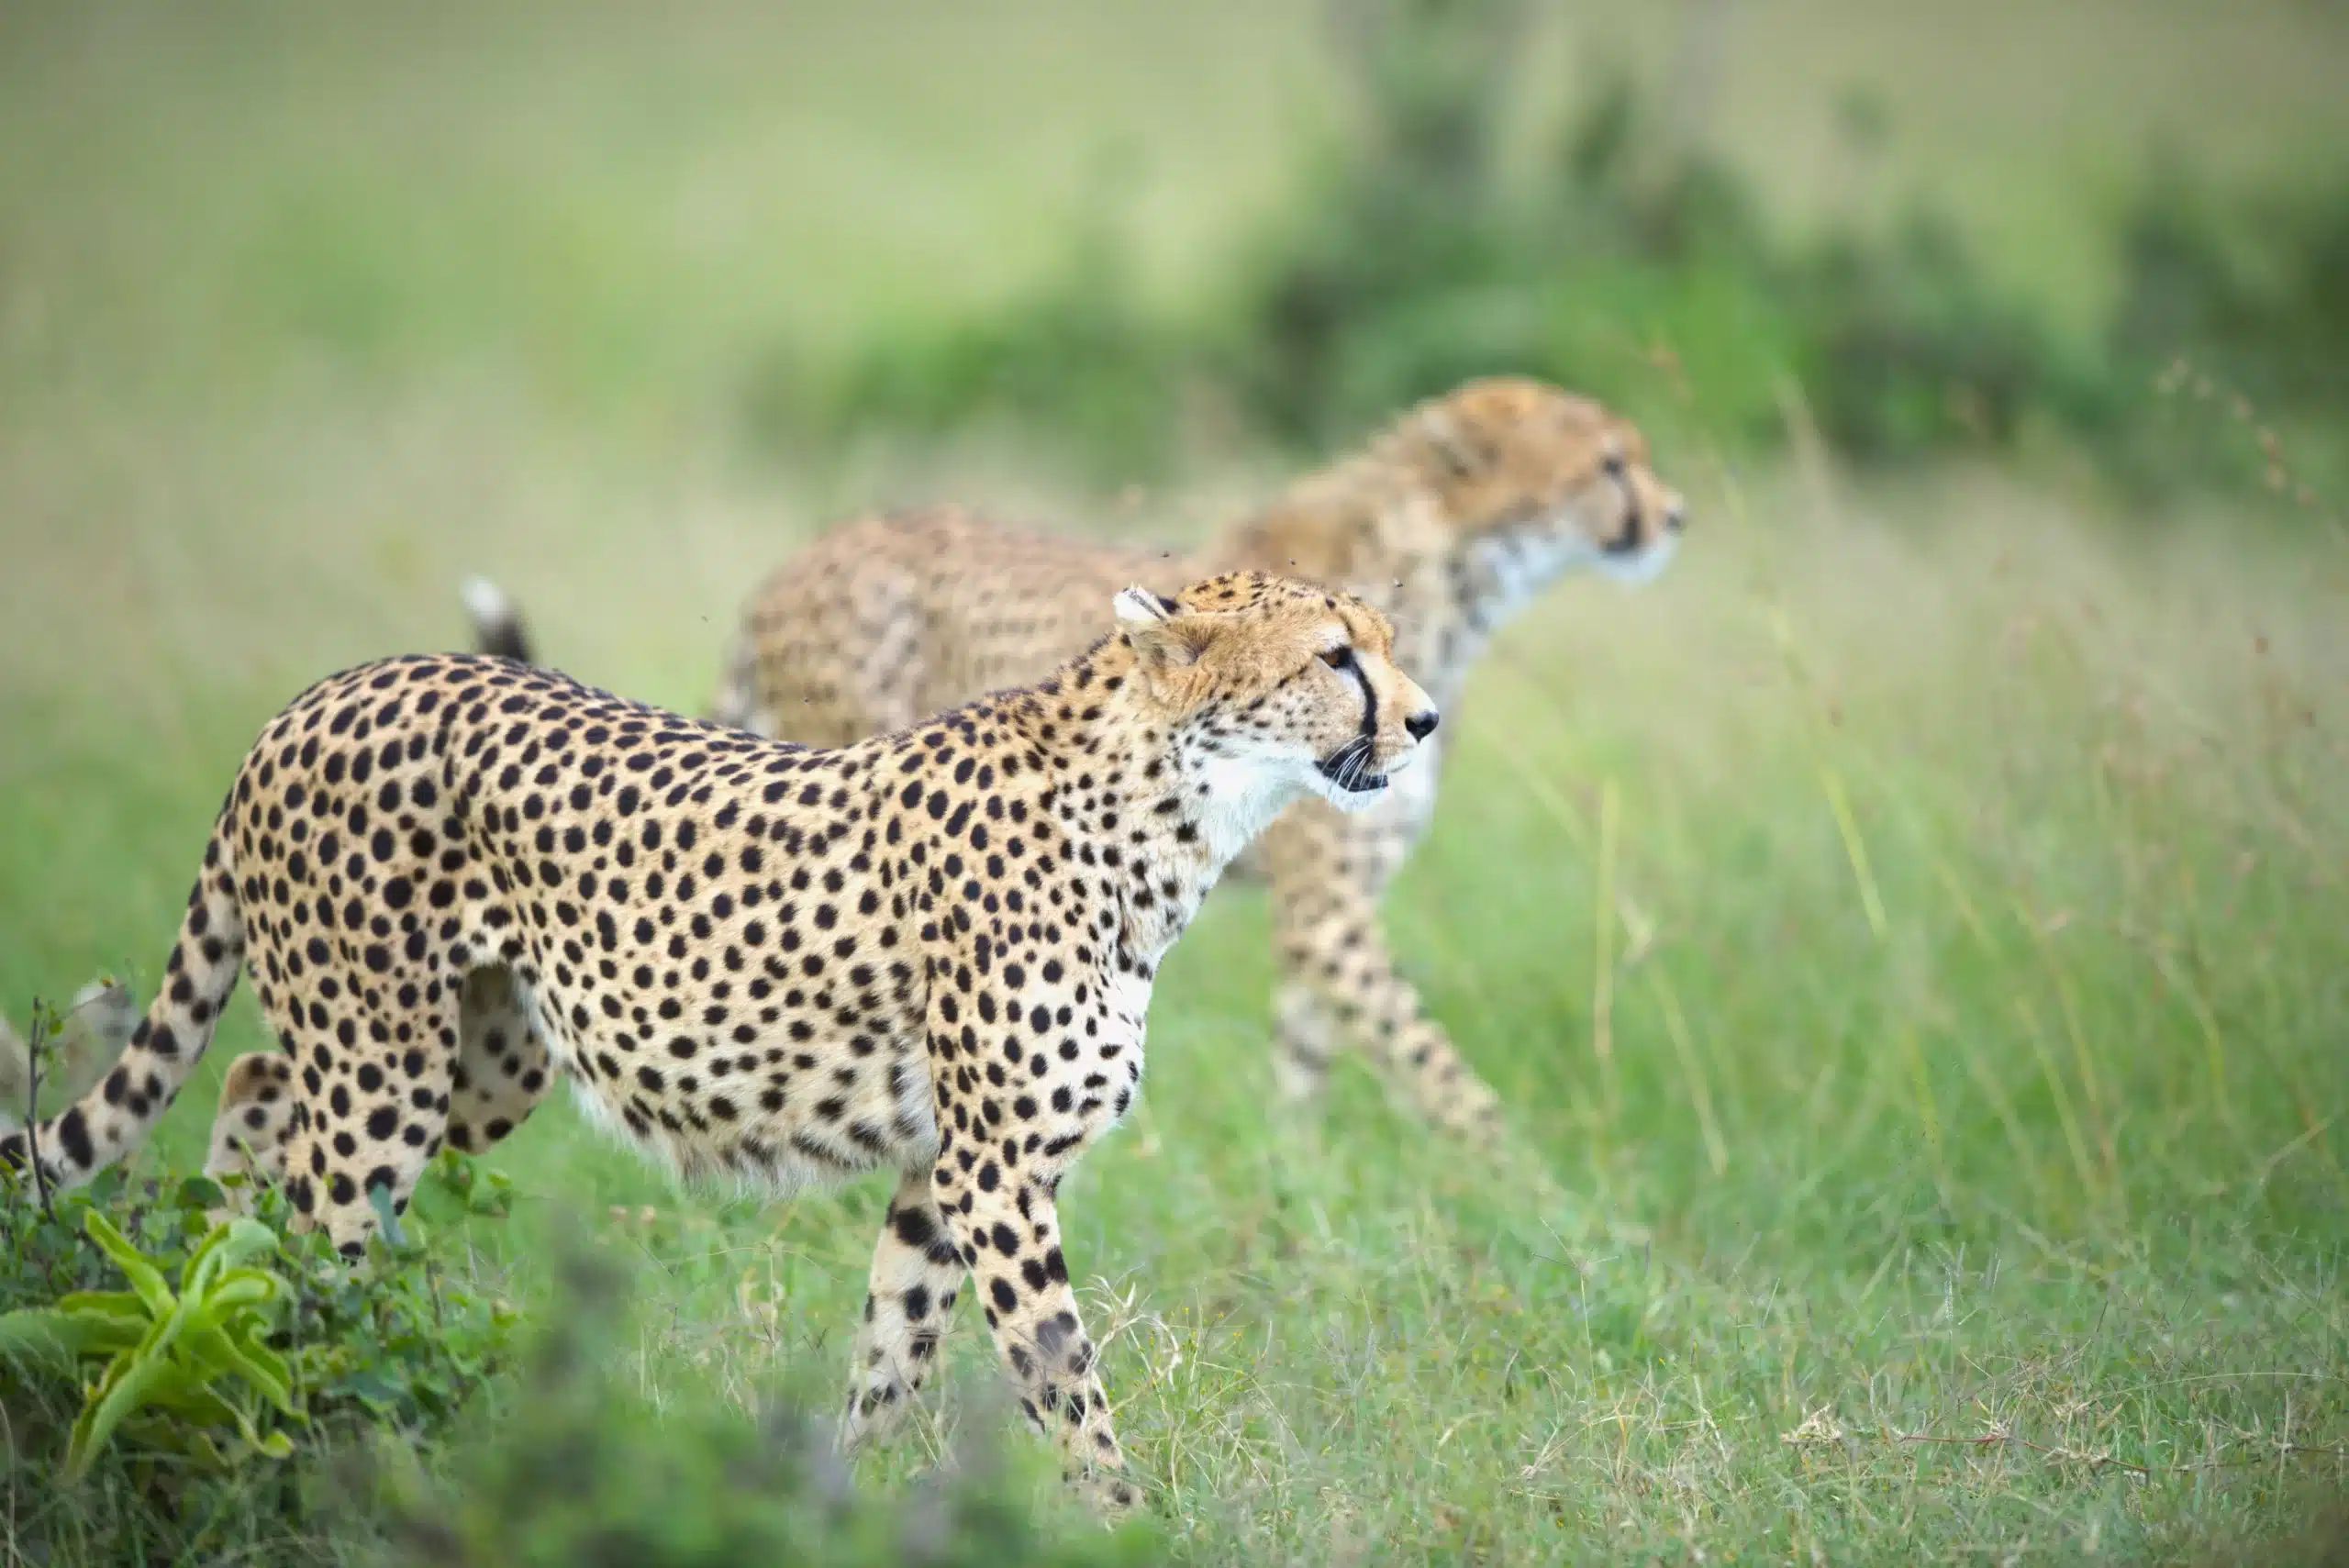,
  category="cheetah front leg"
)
[1264,814,1502,1138]
[1270,980,1344,1110]
[840,1168,967,1451]
[929,1161,1139,1514]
